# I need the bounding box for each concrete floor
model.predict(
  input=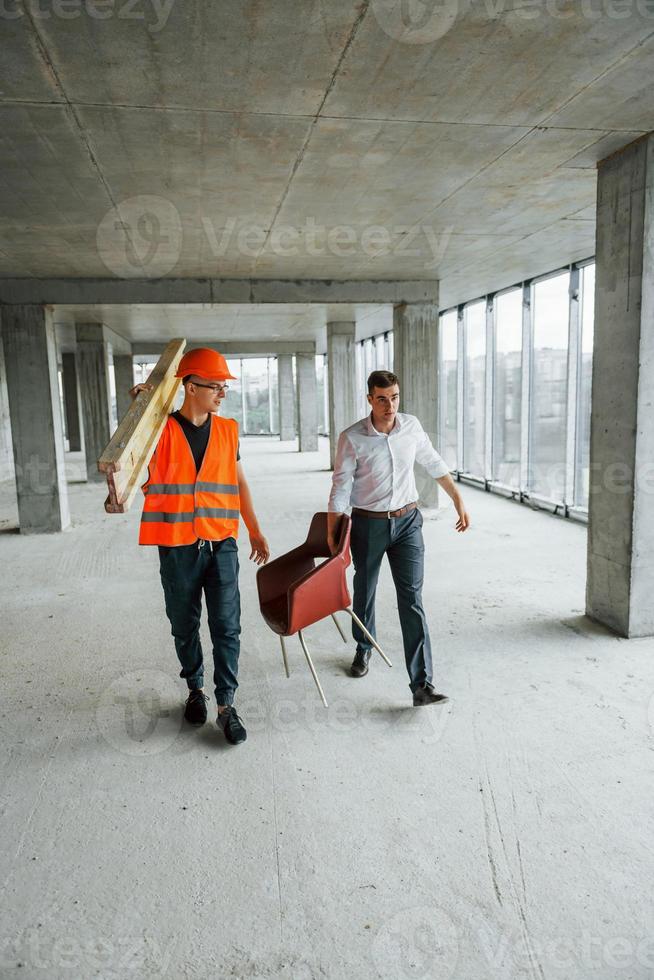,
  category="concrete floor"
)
[1,436,653,980]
